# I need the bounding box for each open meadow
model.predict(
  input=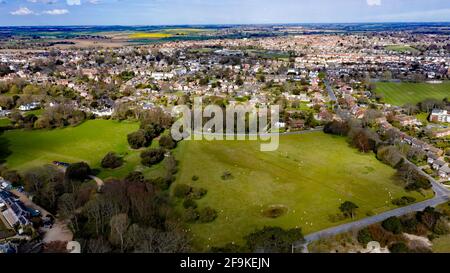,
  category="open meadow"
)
[375,81,450,106]
[174,132,432,249]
